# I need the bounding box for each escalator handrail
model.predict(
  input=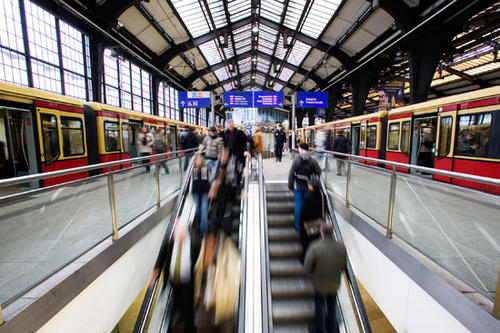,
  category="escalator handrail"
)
[319,175,373,333]
[237,155,251,333]
[133,153,196,333]
[258,153,273,333]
